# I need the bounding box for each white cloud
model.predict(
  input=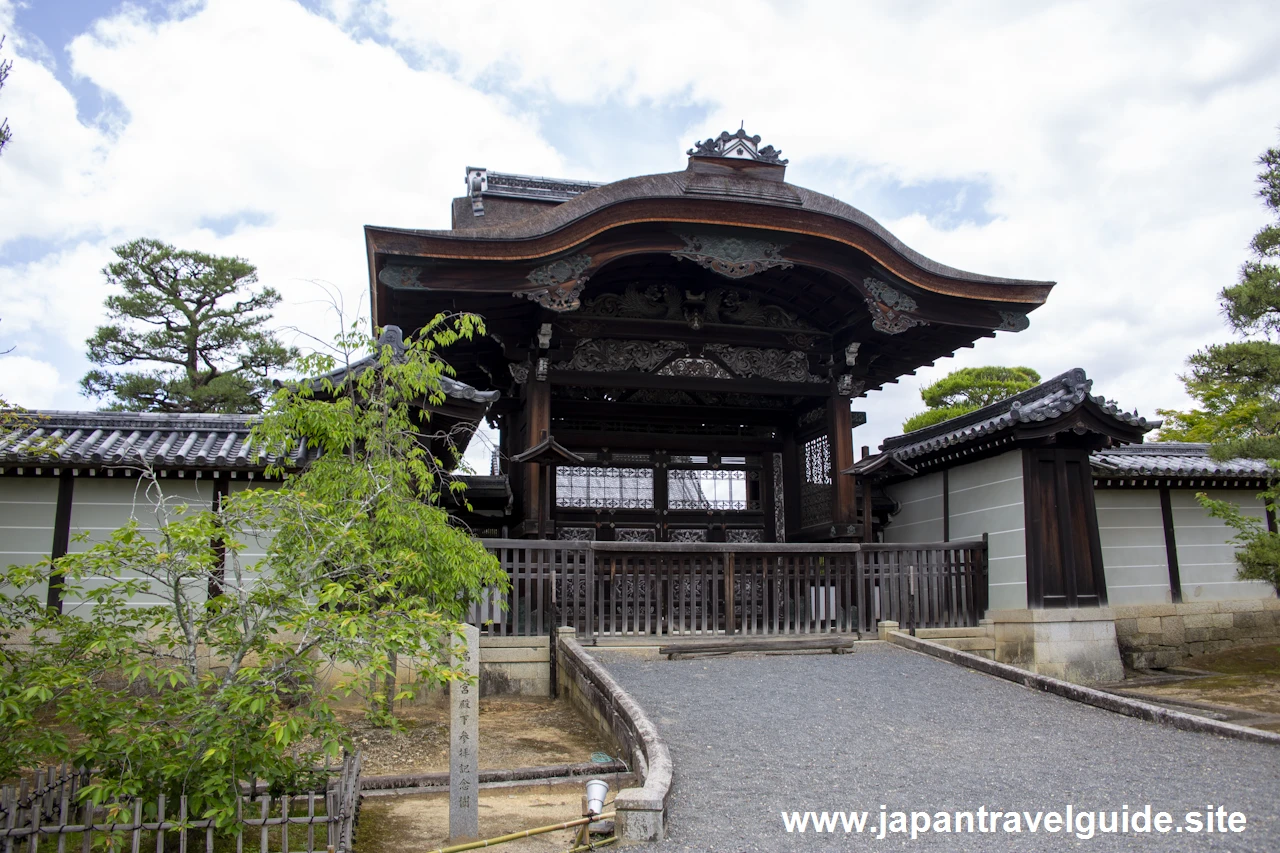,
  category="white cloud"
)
[0,355,65,408]
[1,0,1279,454]
[0,0,562,407]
